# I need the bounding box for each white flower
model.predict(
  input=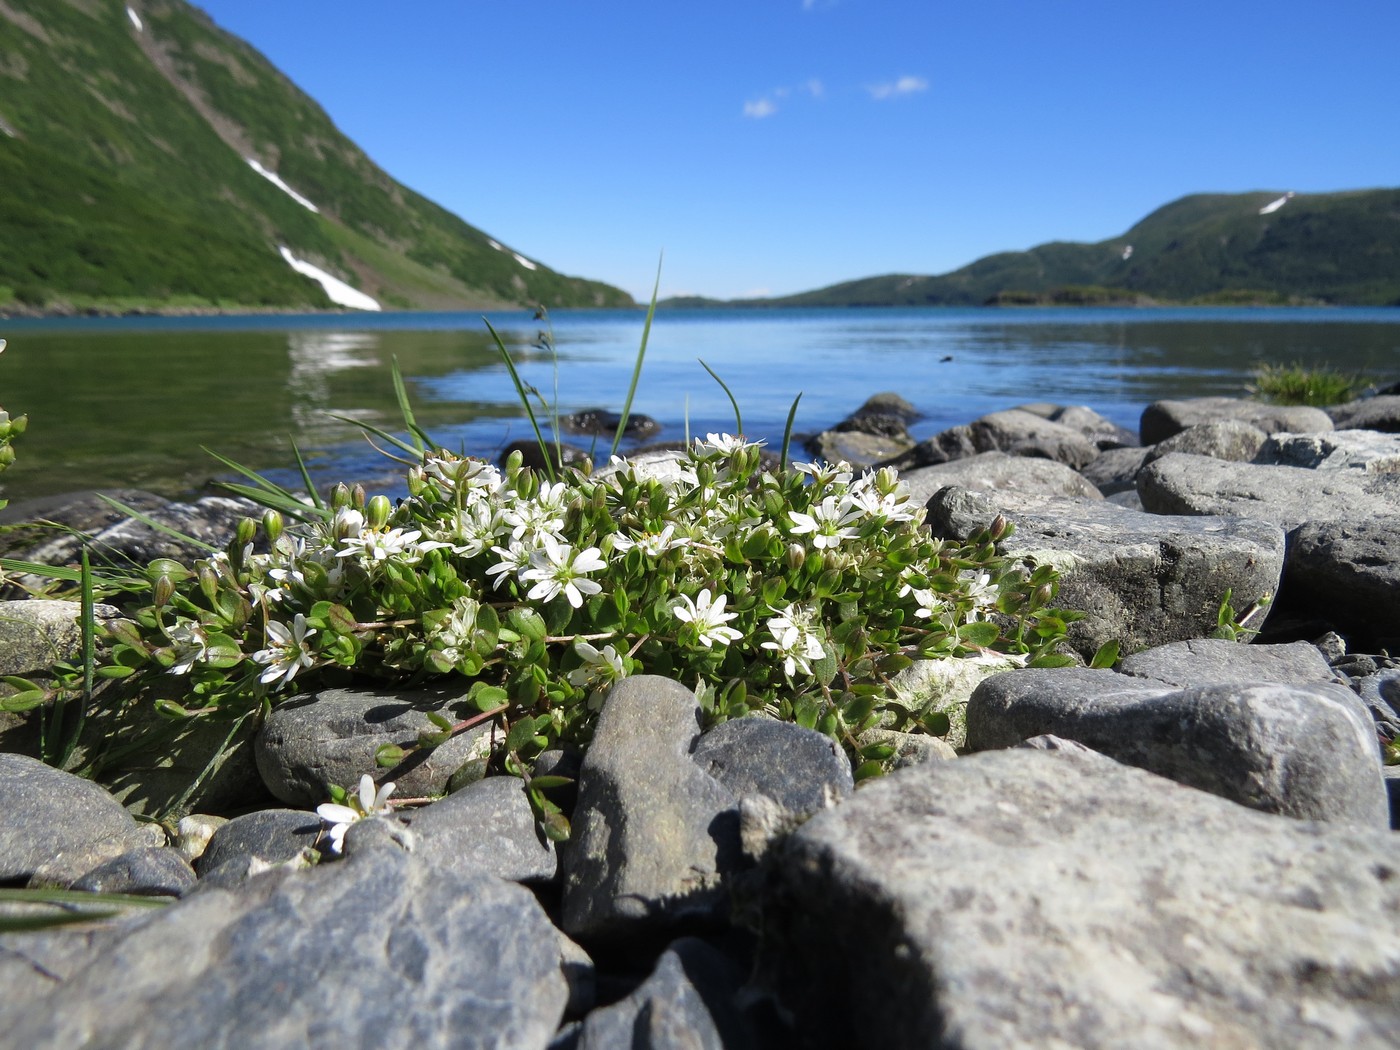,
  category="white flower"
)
[567,640,627,688]
[316,774,396,855]
[437,501,506,558]
[610,523,688,557]
[760,606,825,677]
[961,570,998,615]
[522,535,607,608]
[697,433,761,455]
[912,588,949,621]
[788,495,862,549]
[337,526,448,565]
[845,472,916,522]
[252,613,316,688]
[431,595,481,661]
[486,542,532,589]
[672,588,743,648]
[165,621,209,675]
[794,461,853,488]
[504,481,569,541]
